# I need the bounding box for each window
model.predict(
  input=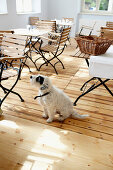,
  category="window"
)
[16,0,41,14]
[82,0,113,14]
[0,0,7,14]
